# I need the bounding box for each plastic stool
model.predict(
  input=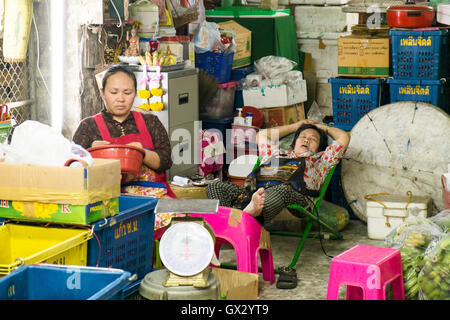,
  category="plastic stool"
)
[326,244,404,300]
[191,206,275,284]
